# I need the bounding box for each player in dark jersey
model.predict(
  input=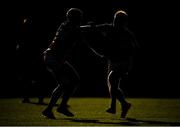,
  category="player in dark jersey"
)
[42,8,103,119]
[104,10,139,118]
[88,10,139,118]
